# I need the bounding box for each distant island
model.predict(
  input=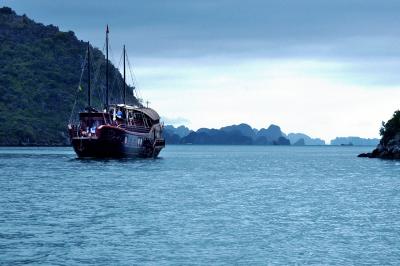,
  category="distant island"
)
[287,133,325,146]
[359,110,400,159]
[330,137,379,146]
[165,124,307,145]
[164,124,378,146]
